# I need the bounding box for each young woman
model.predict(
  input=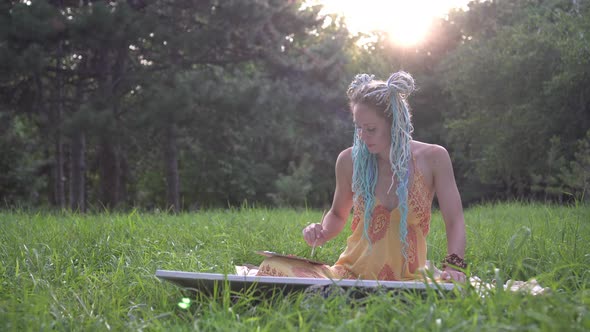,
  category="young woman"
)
[258,72,467,282]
